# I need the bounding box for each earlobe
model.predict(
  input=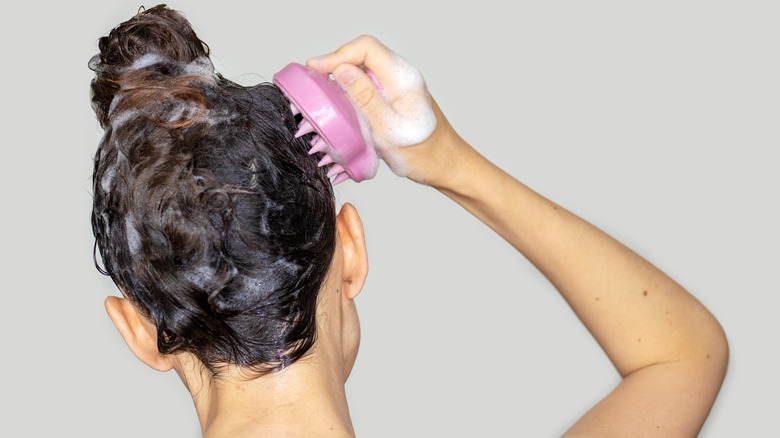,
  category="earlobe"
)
[105,296,175,372]
[335,203,369,300]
